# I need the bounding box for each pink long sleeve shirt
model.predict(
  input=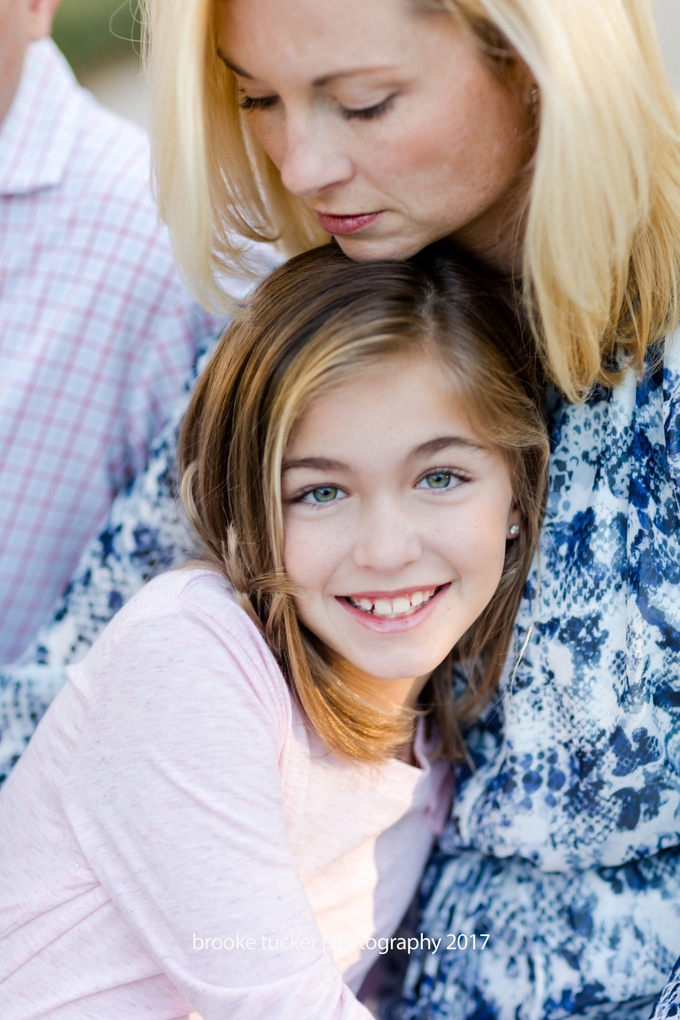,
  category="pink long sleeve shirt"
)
[0,568,452,1020]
